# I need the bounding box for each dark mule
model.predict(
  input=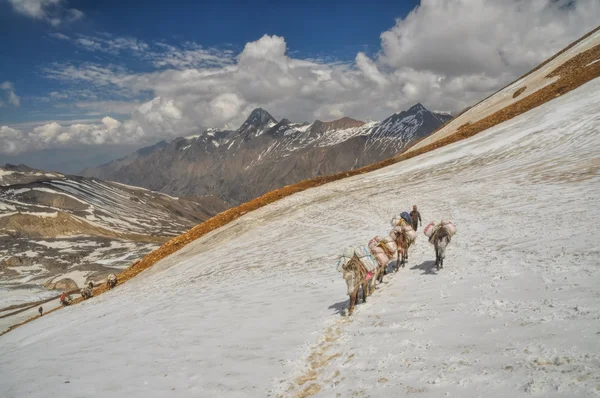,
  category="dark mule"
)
[432,227,450,270]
